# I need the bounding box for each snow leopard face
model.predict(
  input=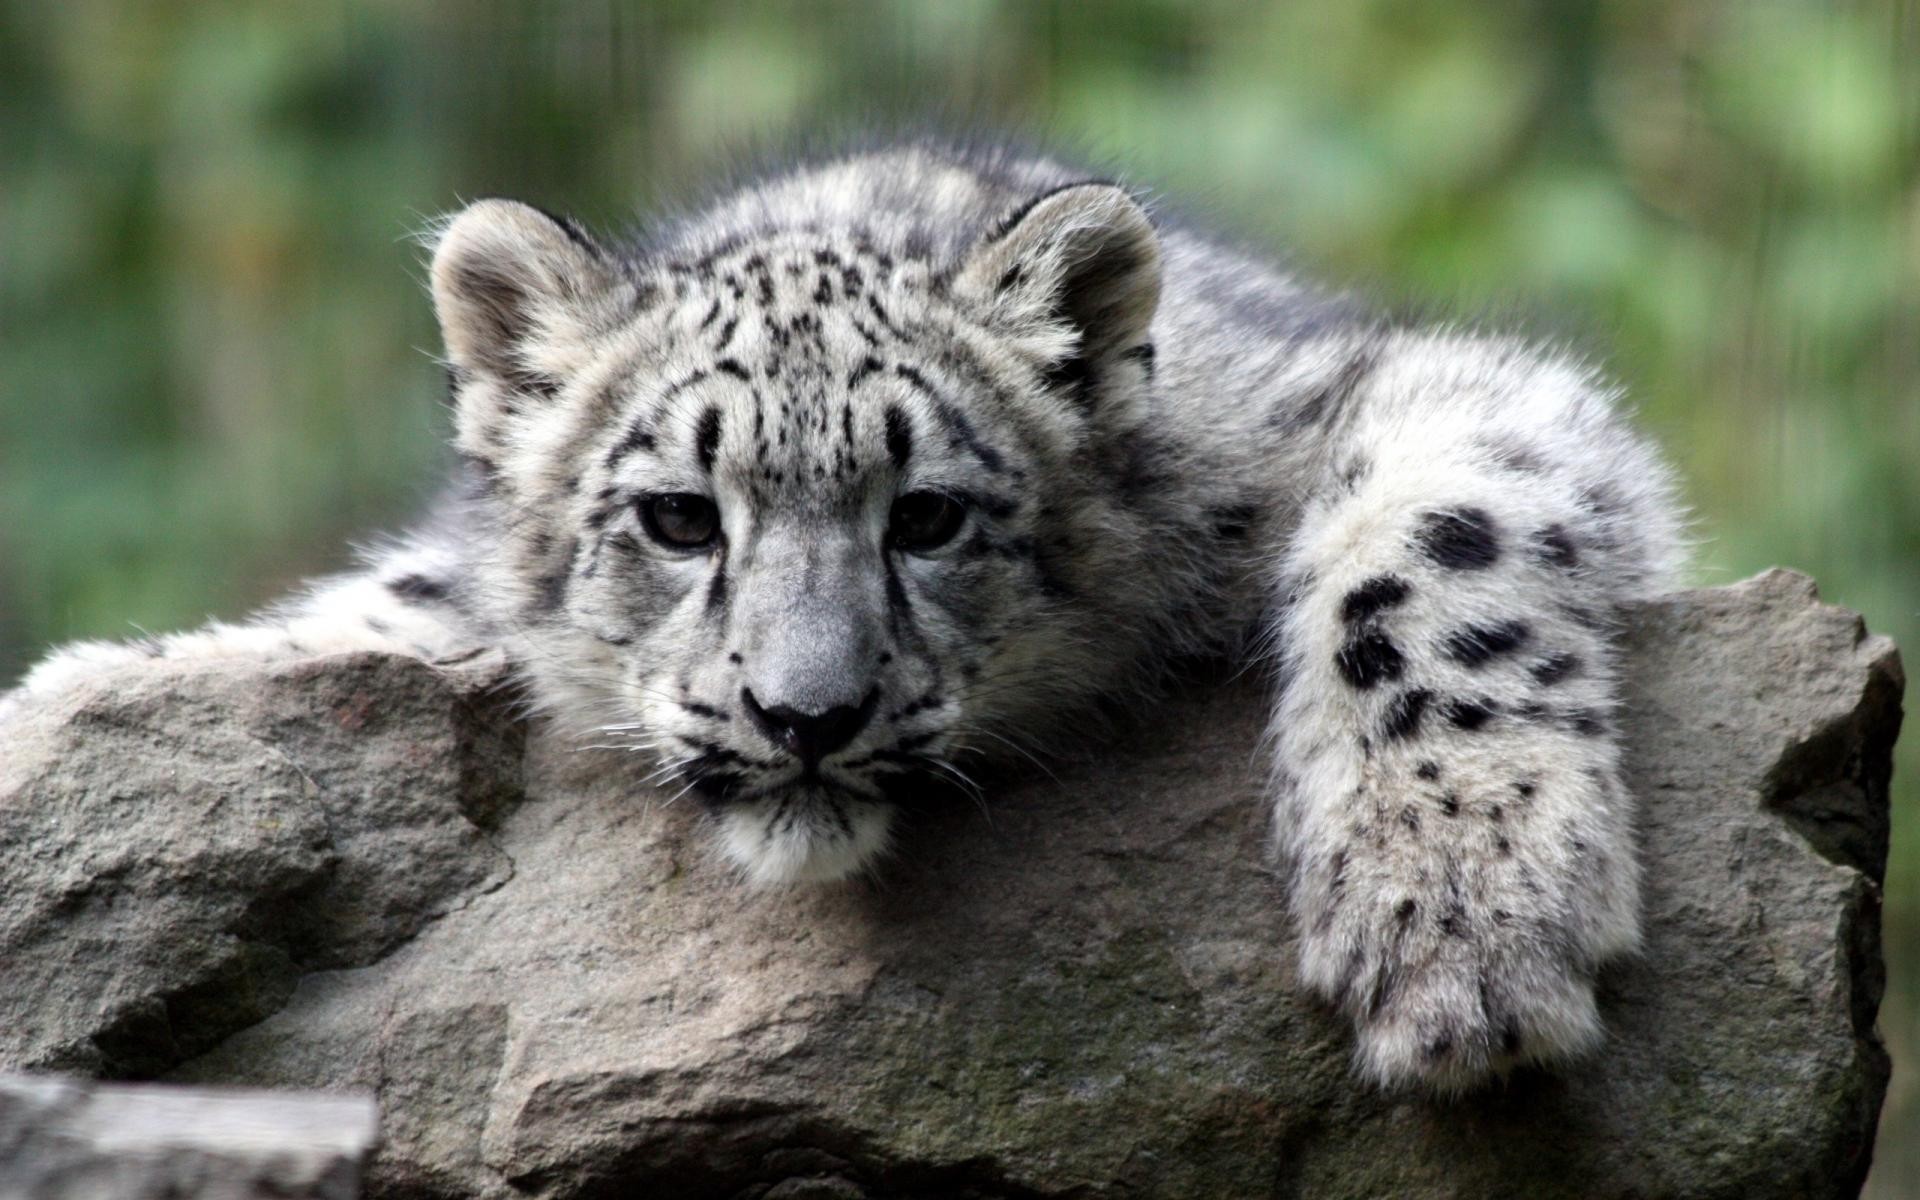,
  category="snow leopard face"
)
[430,176,1162,883]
